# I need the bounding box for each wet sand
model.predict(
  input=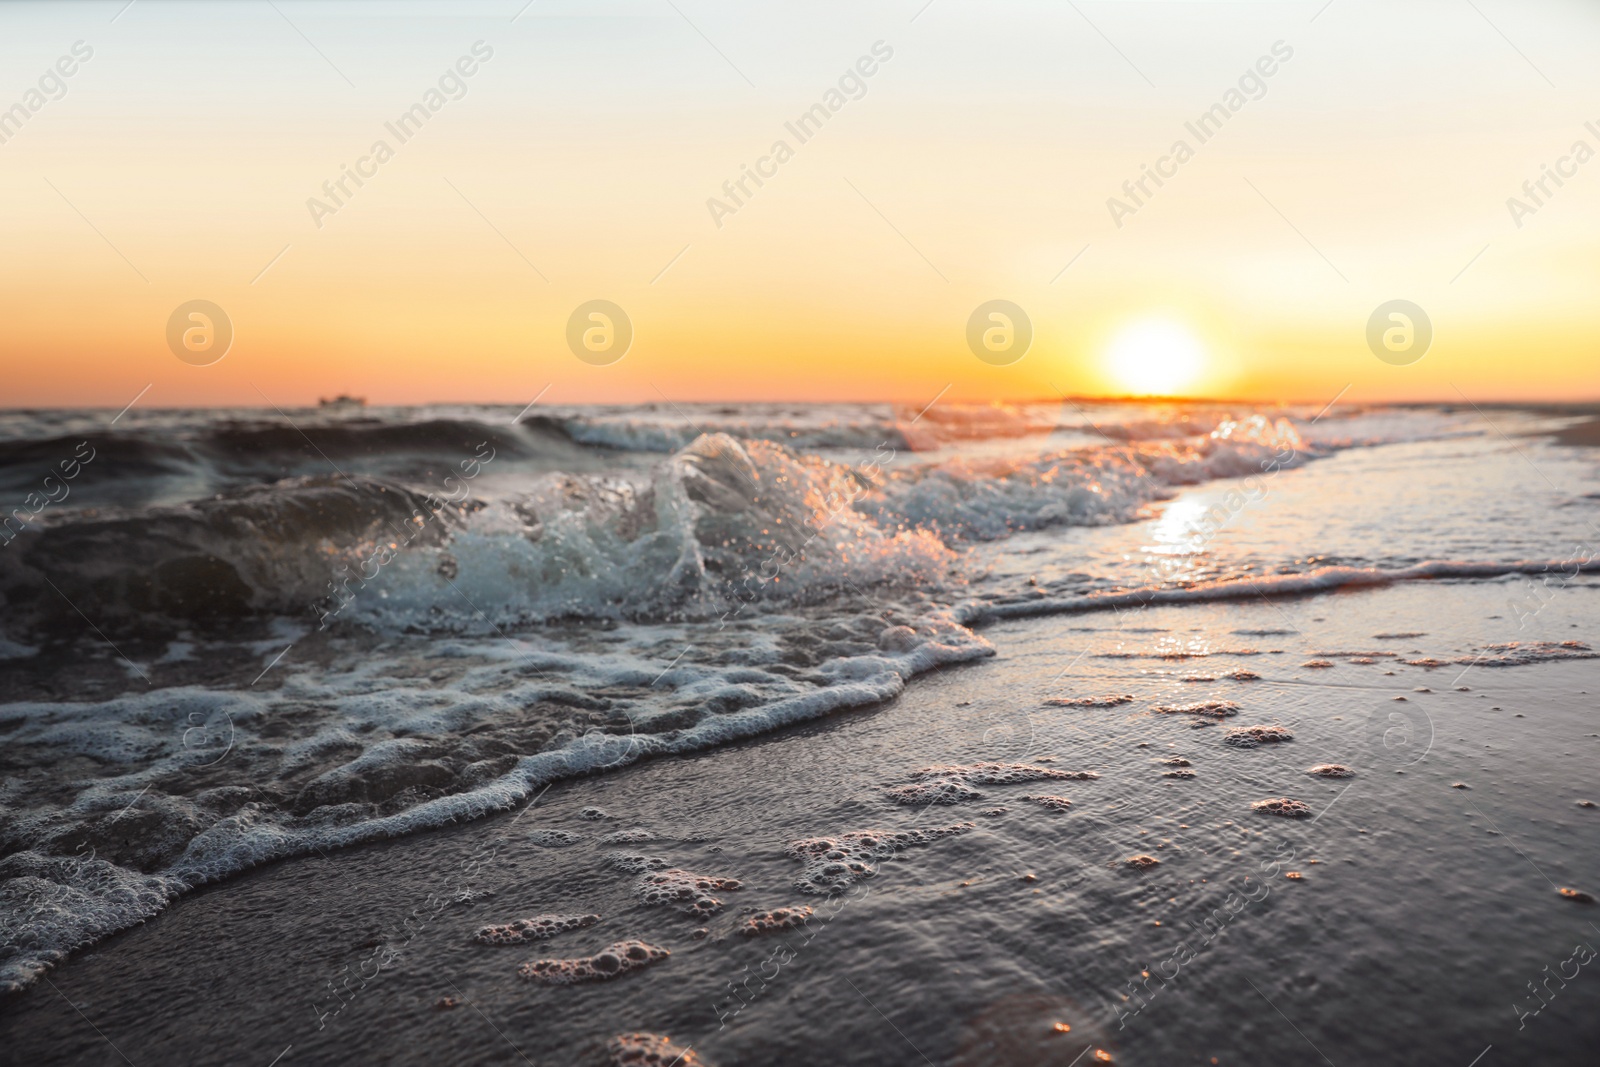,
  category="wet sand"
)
[4,581,1597,1066]
[1551,418,1600,447]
